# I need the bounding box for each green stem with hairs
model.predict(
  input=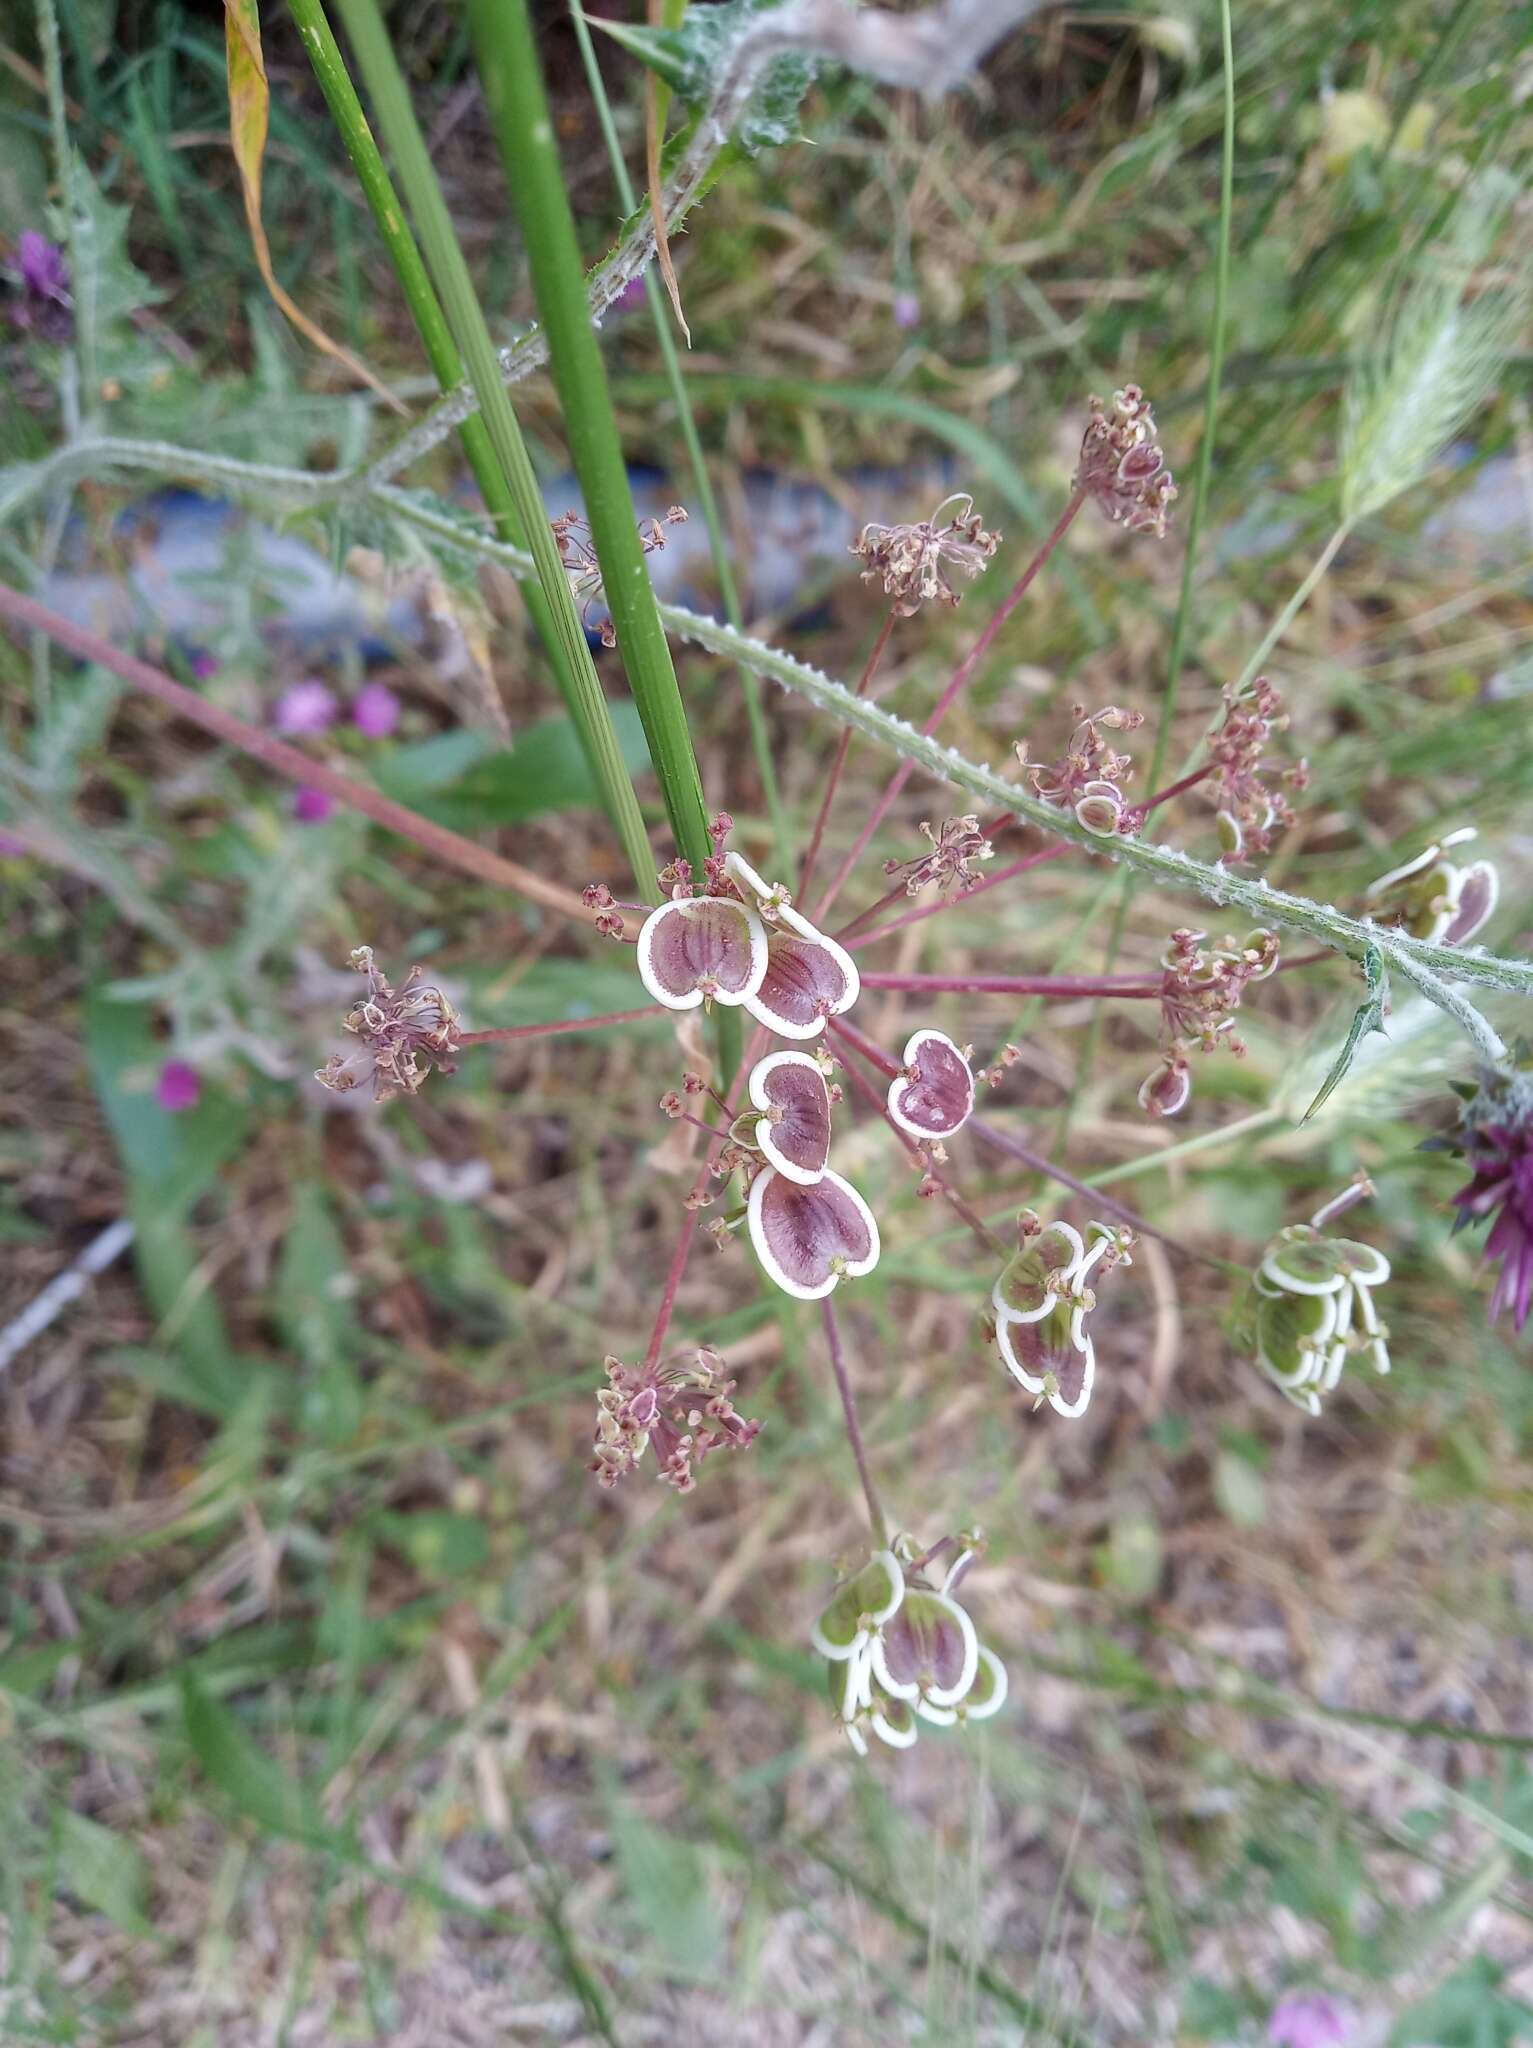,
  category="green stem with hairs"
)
[327,0,660,898]
[567,0,789,866]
